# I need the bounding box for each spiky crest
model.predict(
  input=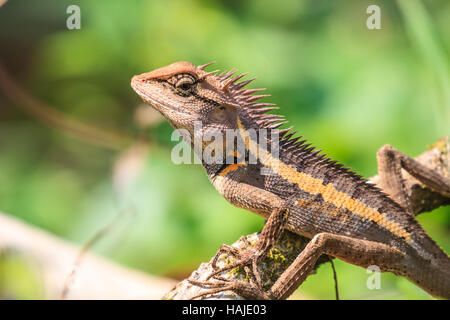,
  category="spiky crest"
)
[198,62,386,193]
